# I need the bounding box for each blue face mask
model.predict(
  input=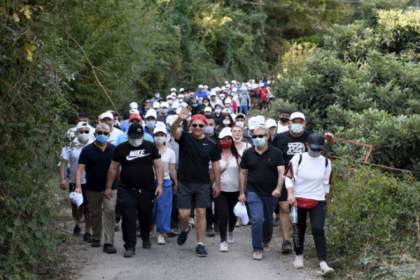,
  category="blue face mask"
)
[253,137,266,148]
[198,101,203,105]
[192,104,198,108]
[96,135,108,144]
[146,121,156,129]
[204,126,214,134]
